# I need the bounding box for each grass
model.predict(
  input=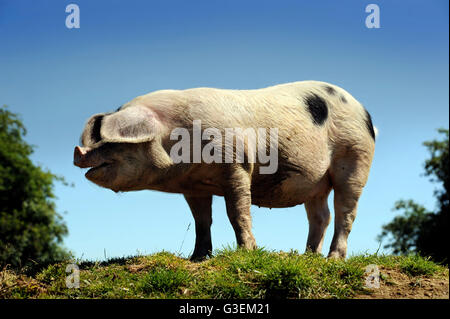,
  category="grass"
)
[0,248,447,299]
